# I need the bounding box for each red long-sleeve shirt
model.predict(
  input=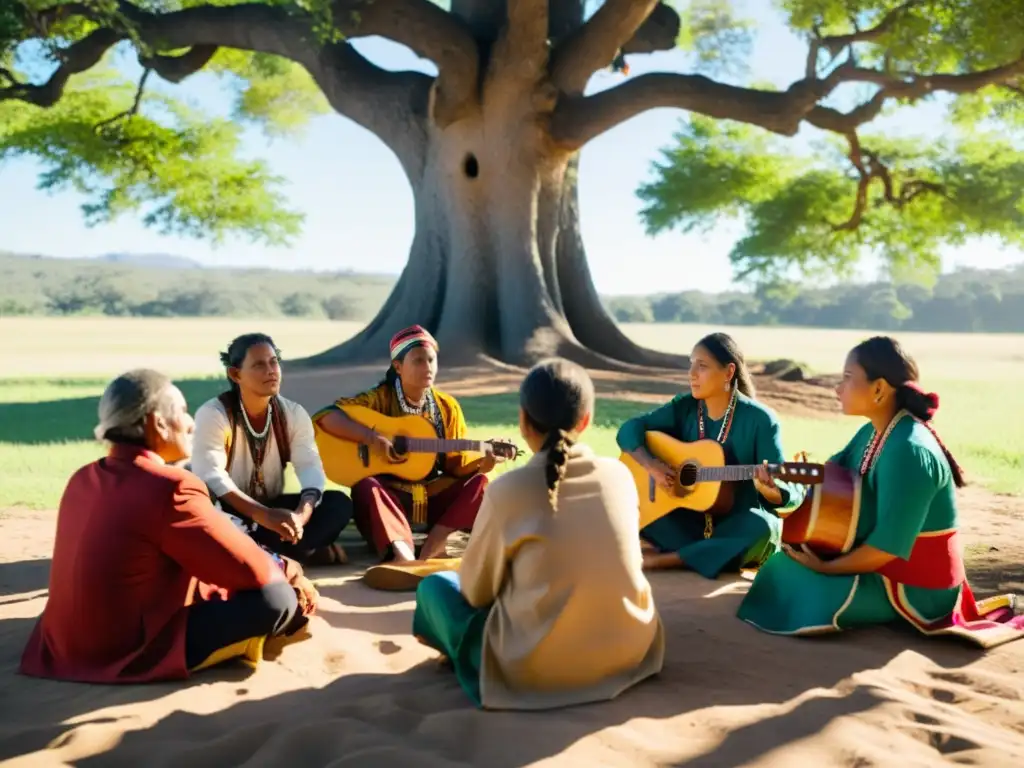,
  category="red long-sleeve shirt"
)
[20,444,279,683]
